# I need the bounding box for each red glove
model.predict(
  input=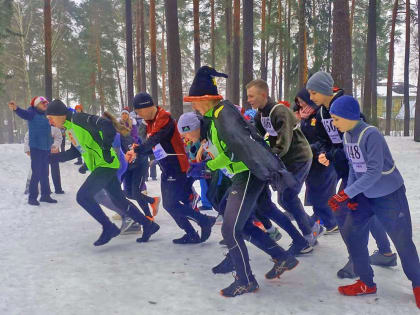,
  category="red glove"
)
[328,190,350,212]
